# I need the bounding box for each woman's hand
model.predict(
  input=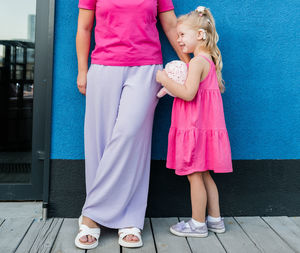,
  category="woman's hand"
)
[156,70,168,85]
[76,9,94,95]
[77,71,87,95]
